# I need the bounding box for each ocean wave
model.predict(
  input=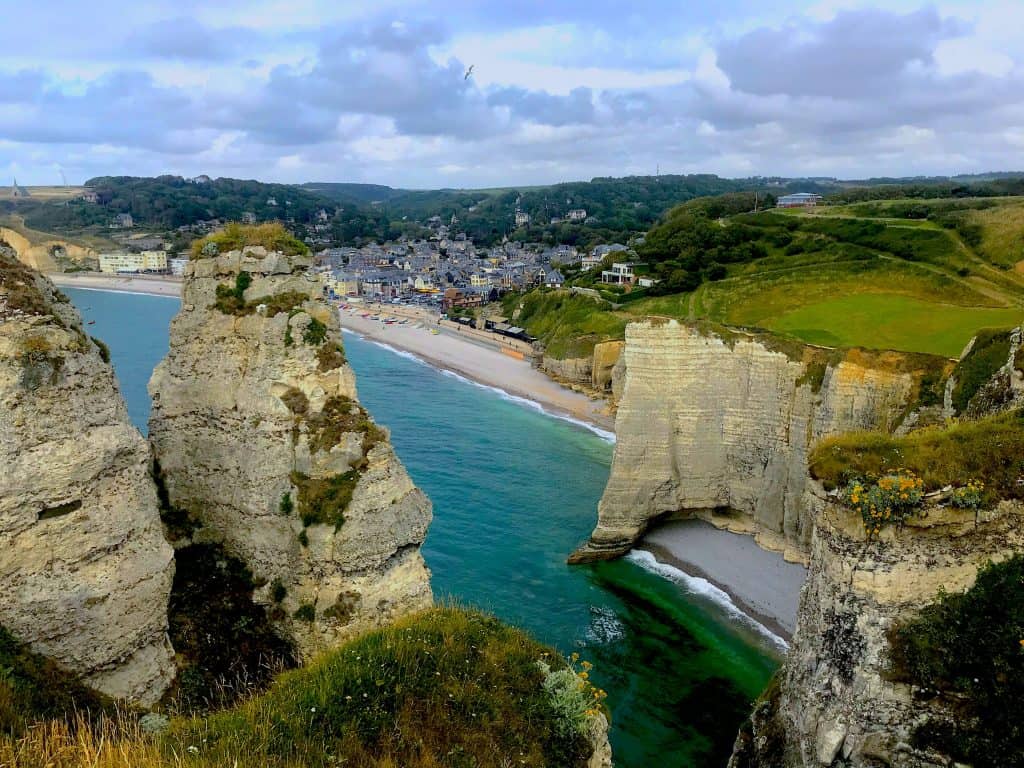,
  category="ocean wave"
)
[58,285,180,299]
[625,550,789,652]
[341,323,615,443]
[586,605,626,645]
[437,368,616,443]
